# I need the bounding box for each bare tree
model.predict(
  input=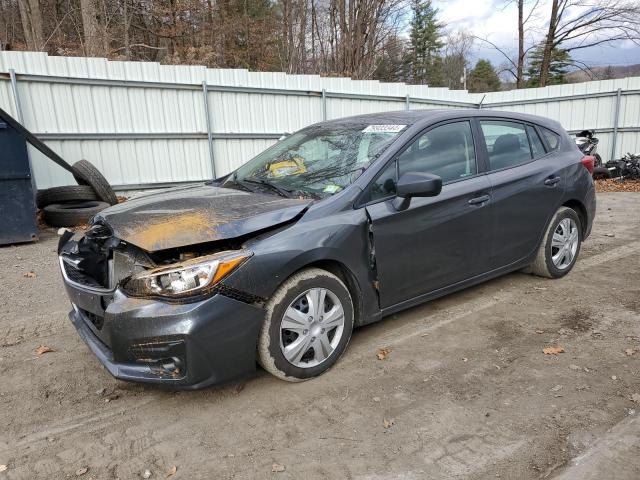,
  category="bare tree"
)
[441,30,473,89]
[539,0,640,86]
[17,0,44,50]
[475,0,541,87]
